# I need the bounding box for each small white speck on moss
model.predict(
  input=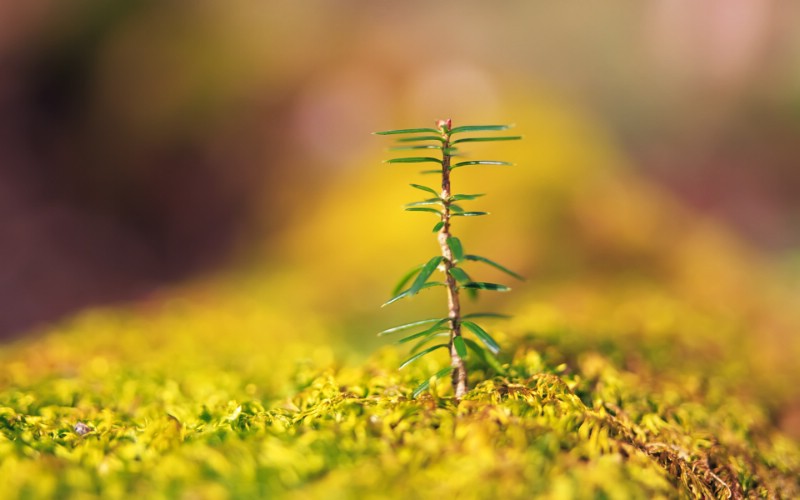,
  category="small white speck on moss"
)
[74,422,91,436]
